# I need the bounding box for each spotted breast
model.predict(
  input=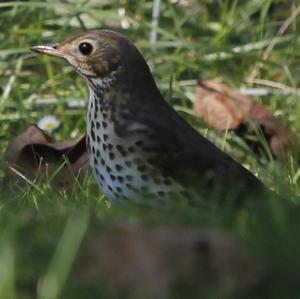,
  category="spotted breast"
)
[86,77,186,202]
